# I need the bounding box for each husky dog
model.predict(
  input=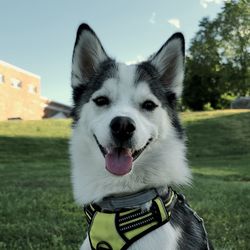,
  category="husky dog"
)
[70,24,212,250]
